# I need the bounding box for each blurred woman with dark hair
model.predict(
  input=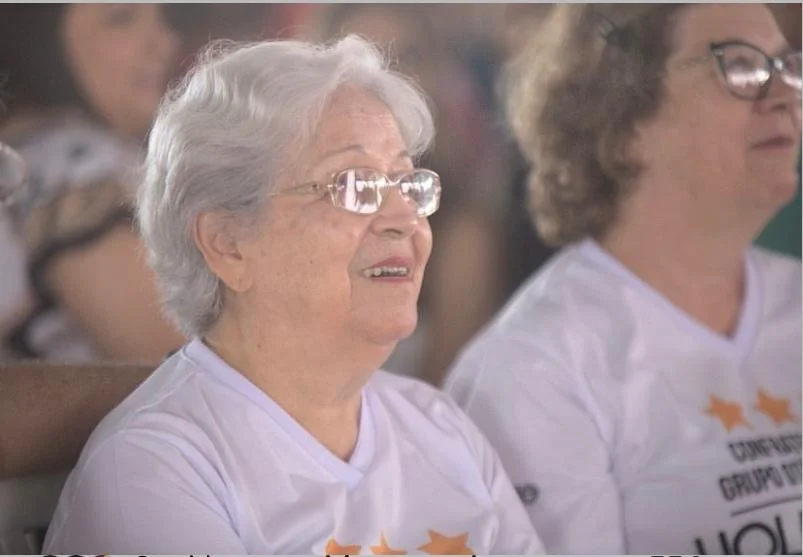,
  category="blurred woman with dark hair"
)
[0,4,185,362]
